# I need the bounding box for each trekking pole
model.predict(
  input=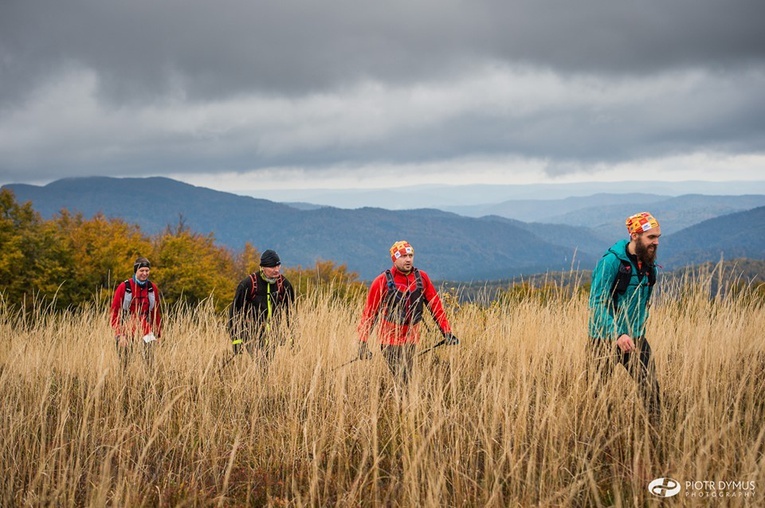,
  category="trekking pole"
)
[417,338,446,357]
[331,357,360,372]
[217,352,238,378]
